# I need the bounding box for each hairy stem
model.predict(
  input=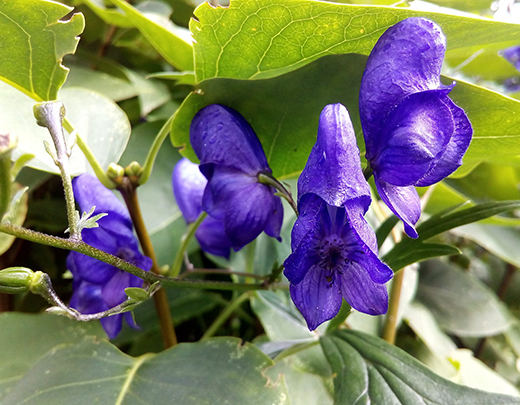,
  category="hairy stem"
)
[34,103,79,239]
[201,292,252,340]
[118,179,177,348]
[170,212,207,277]
[0,223,288,291]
